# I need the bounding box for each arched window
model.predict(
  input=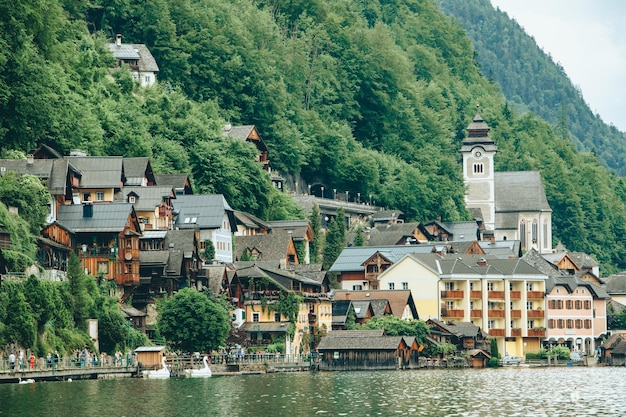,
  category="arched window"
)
[543,219,549,249]
[531,220,538,245]
[519,220,526,248]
